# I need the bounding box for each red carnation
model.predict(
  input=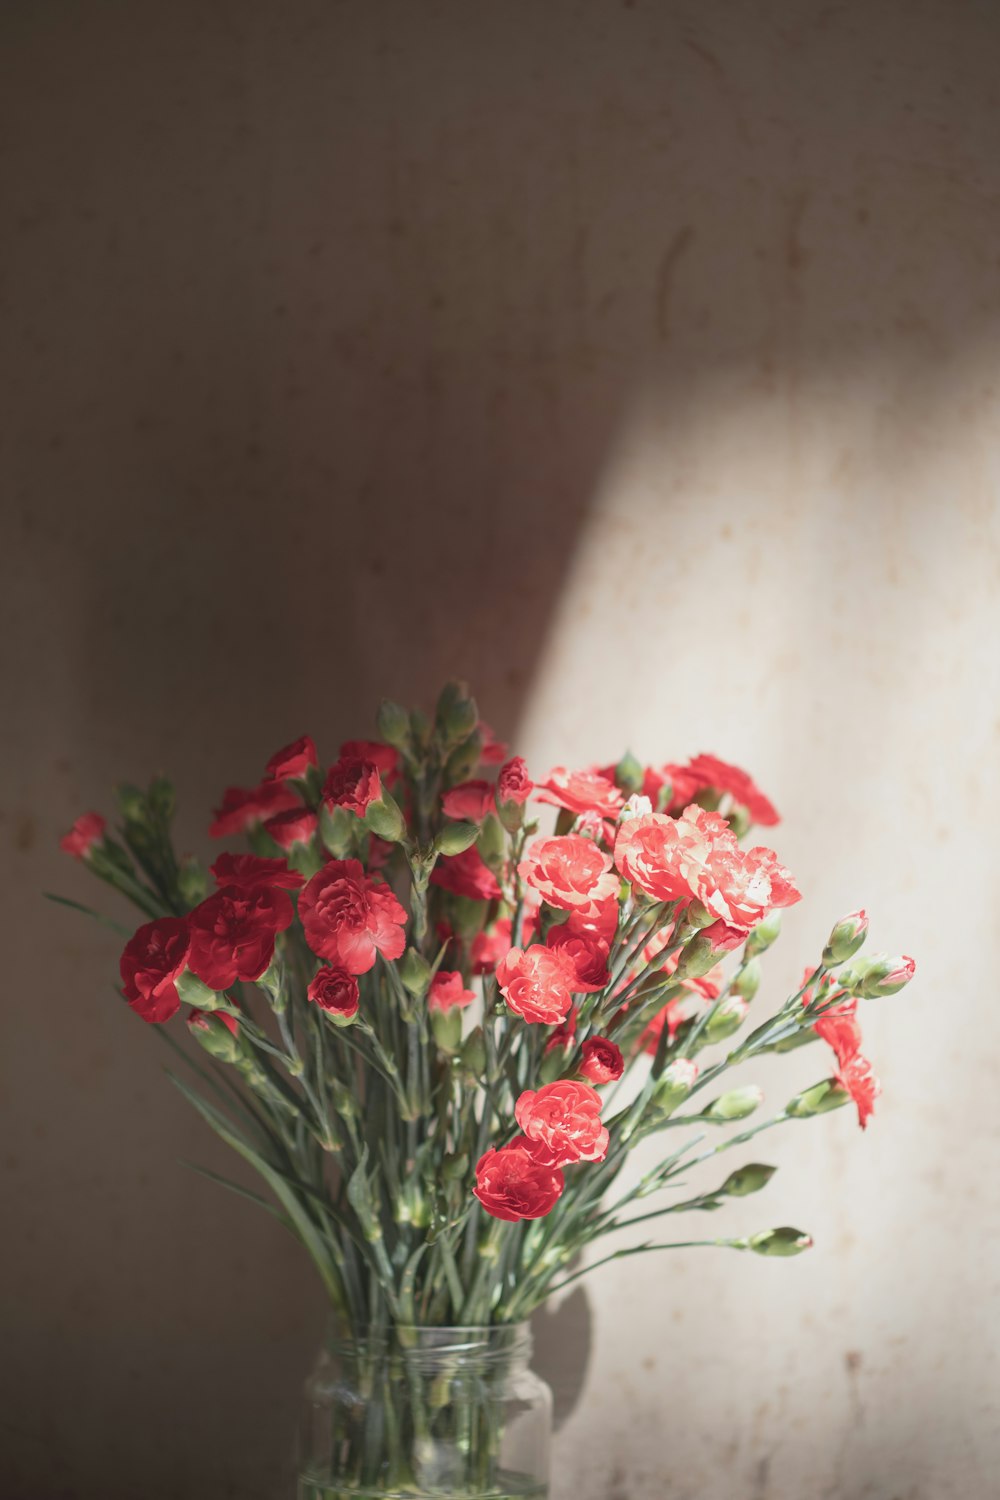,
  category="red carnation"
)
[546,927,611,993]
[307,965,360,1021]
[299,859,407,974]
[120,917,191,1024]
[536,766,624,820]
[209,781,301,838]
[836,1052,881,1129]
[187,885,294,990]
[265,735,318,782]
[515,1079,609,1164]
[471,919,514,975]
[431,846,502,902]
[339,739,400,781]
[264,807,319,851]
[209,852,304,891]
[497,757,533,807]
[473,1139,564,1222]
[428,970,477,1012]
[59,812,107,861]
[496,945,576,1026]
[323,757,383,818]
[579,1036,624,1085]
[442,780,495,823]
[518,835,619,912]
